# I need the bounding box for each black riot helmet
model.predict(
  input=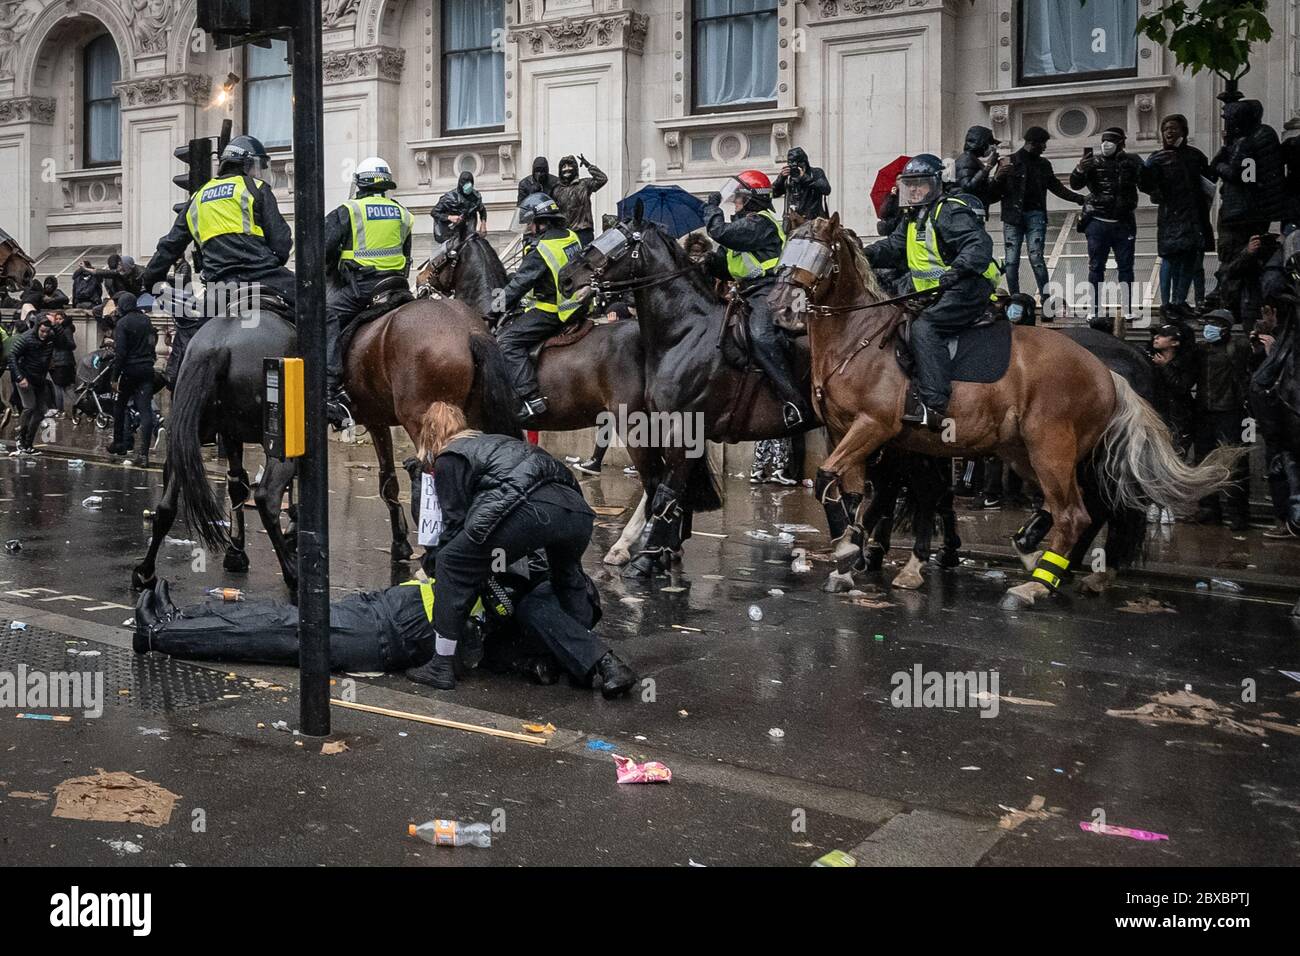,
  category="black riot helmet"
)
[219,135,271,178]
